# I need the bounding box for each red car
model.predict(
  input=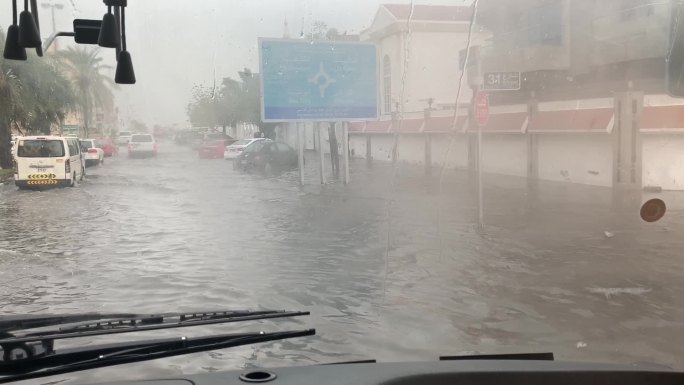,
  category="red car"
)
[198,138,235,159]
[97,138,118,157]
